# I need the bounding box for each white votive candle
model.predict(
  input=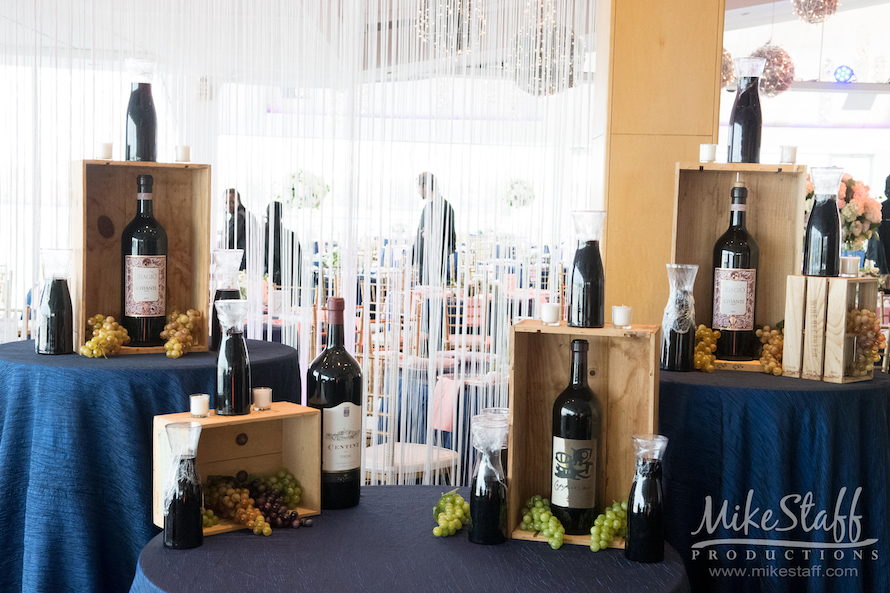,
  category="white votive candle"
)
[700,144,717,163]
[541,303,561,325]
[779,145,797,164]
[99,142,113,160]
[840,256,859,278]
[175,145,191,162]
[612,305,633,329]
[190,393,210,418]
[253,387,272,411]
